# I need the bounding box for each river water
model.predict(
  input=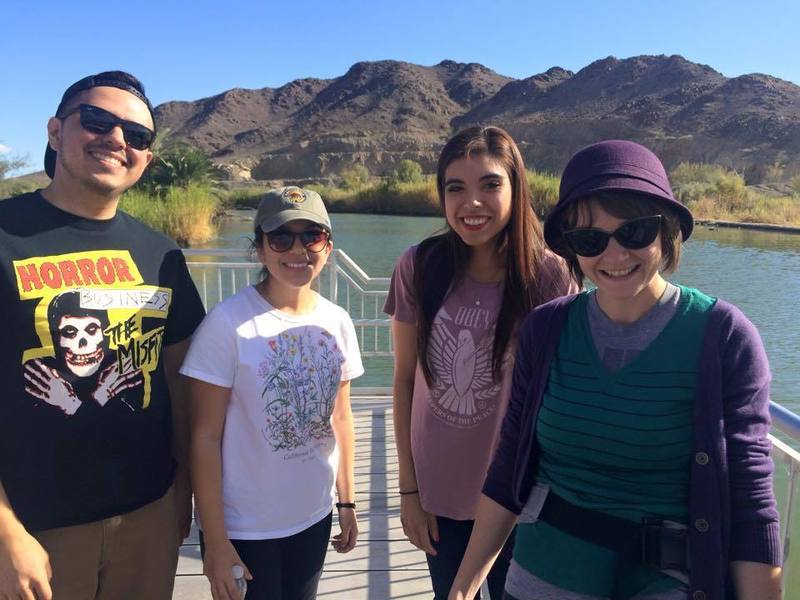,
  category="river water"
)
[199,212,800,411]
